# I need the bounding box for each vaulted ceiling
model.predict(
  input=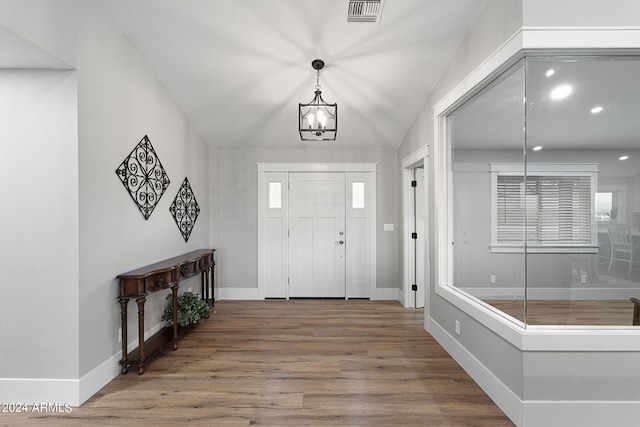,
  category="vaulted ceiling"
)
[98,0,485,149]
